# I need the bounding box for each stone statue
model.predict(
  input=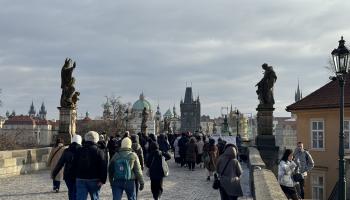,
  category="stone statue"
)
[60,58,79,108]
[141,107,149,133]
[164,117,171,133]
[256,63,277,106]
